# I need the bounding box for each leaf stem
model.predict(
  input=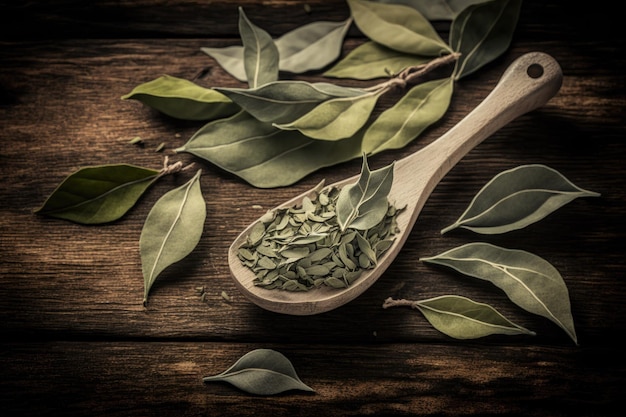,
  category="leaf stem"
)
[158,155,196,178]
[366,52,461,93]
[382,297,419,309]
